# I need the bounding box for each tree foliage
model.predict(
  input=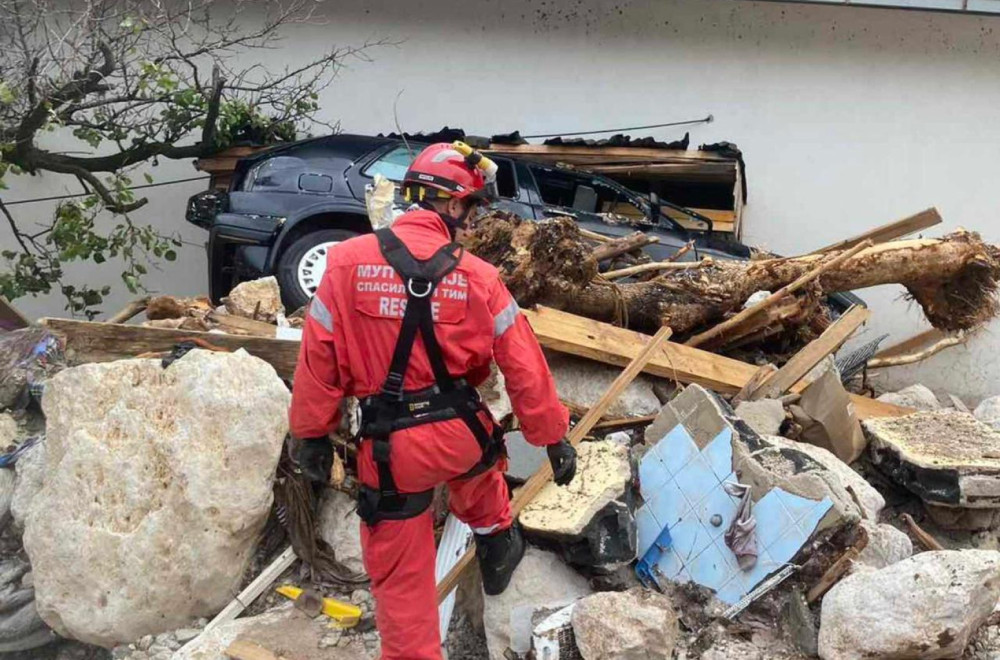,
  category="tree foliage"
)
[0,0,379,316]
